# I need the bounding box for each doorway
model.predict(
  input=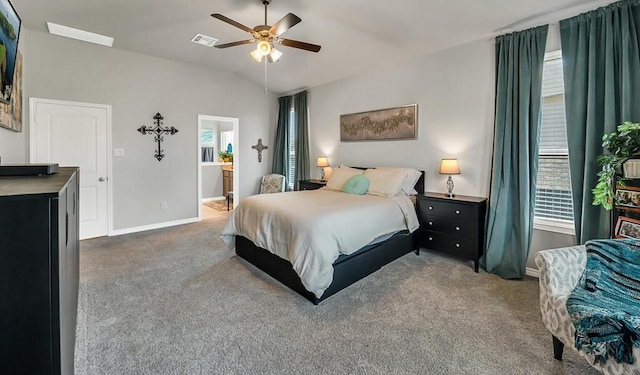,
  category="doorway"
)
[197,115,239,219]
[29,98,112,239]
